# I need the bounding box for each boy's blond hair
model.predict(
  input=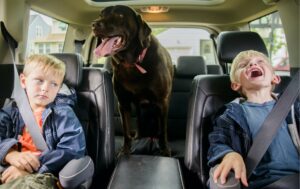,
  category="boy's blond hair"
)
[230,50,271,83]
[23,54,65,82]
